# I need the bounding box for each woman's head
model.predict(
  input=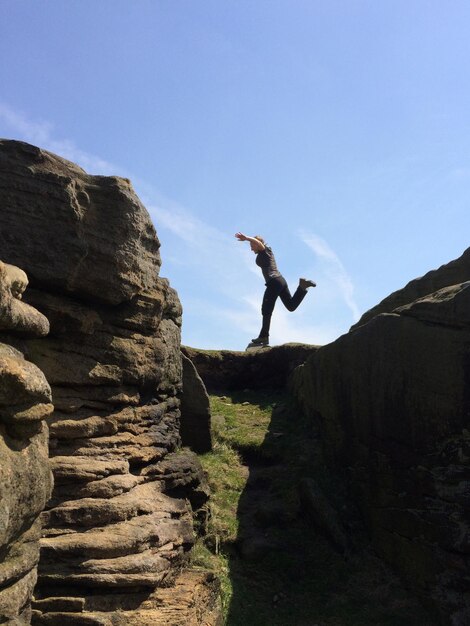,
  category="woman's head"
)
[250,235,265,253]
